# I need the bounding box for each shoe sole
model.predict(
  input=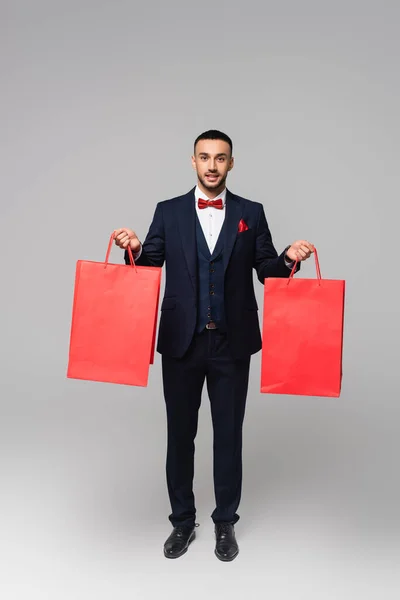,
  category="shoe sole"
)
[214,548,239,562]
[163,531,196,559]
